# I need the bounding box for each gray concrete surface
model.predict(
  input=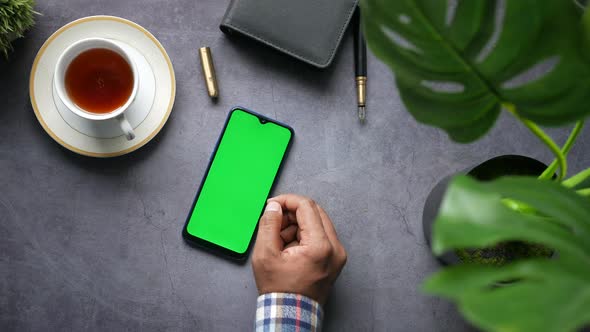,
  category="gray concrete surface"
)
[1,0,589,331]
